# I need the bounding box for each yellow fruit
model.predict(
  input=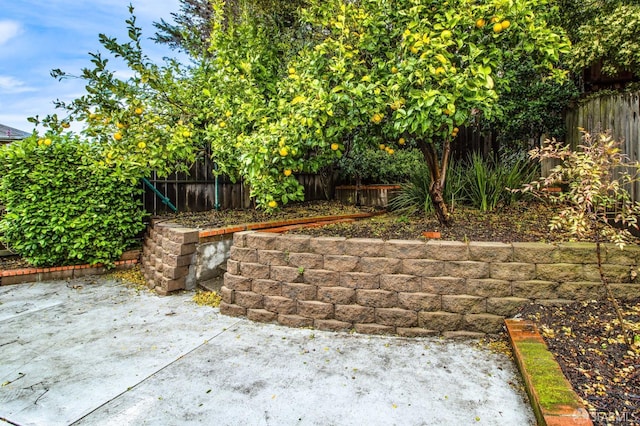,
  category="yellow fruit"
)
[116,122,125,129]
[138,142,146,149]
[182,130,192,137]
[371,113,383,124]
[493,22,503,33]
[225,111,232,118]
[398,138,406,145]
[331,143,340,151]
[410,46,419,54]
[379,144,386,150]
[114,132,123,141]
[476,18,486,28]
[387,148,395,155]
[501,20,511,29]
[219,121,226,128]
[391,66,398,74]
[268,200,277,208]
[435,67,446,75]
[284,169,292,177]
[37,139,43,146]
[134,107,143,115]
[279,147,289,157]
[288,67,296,75]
